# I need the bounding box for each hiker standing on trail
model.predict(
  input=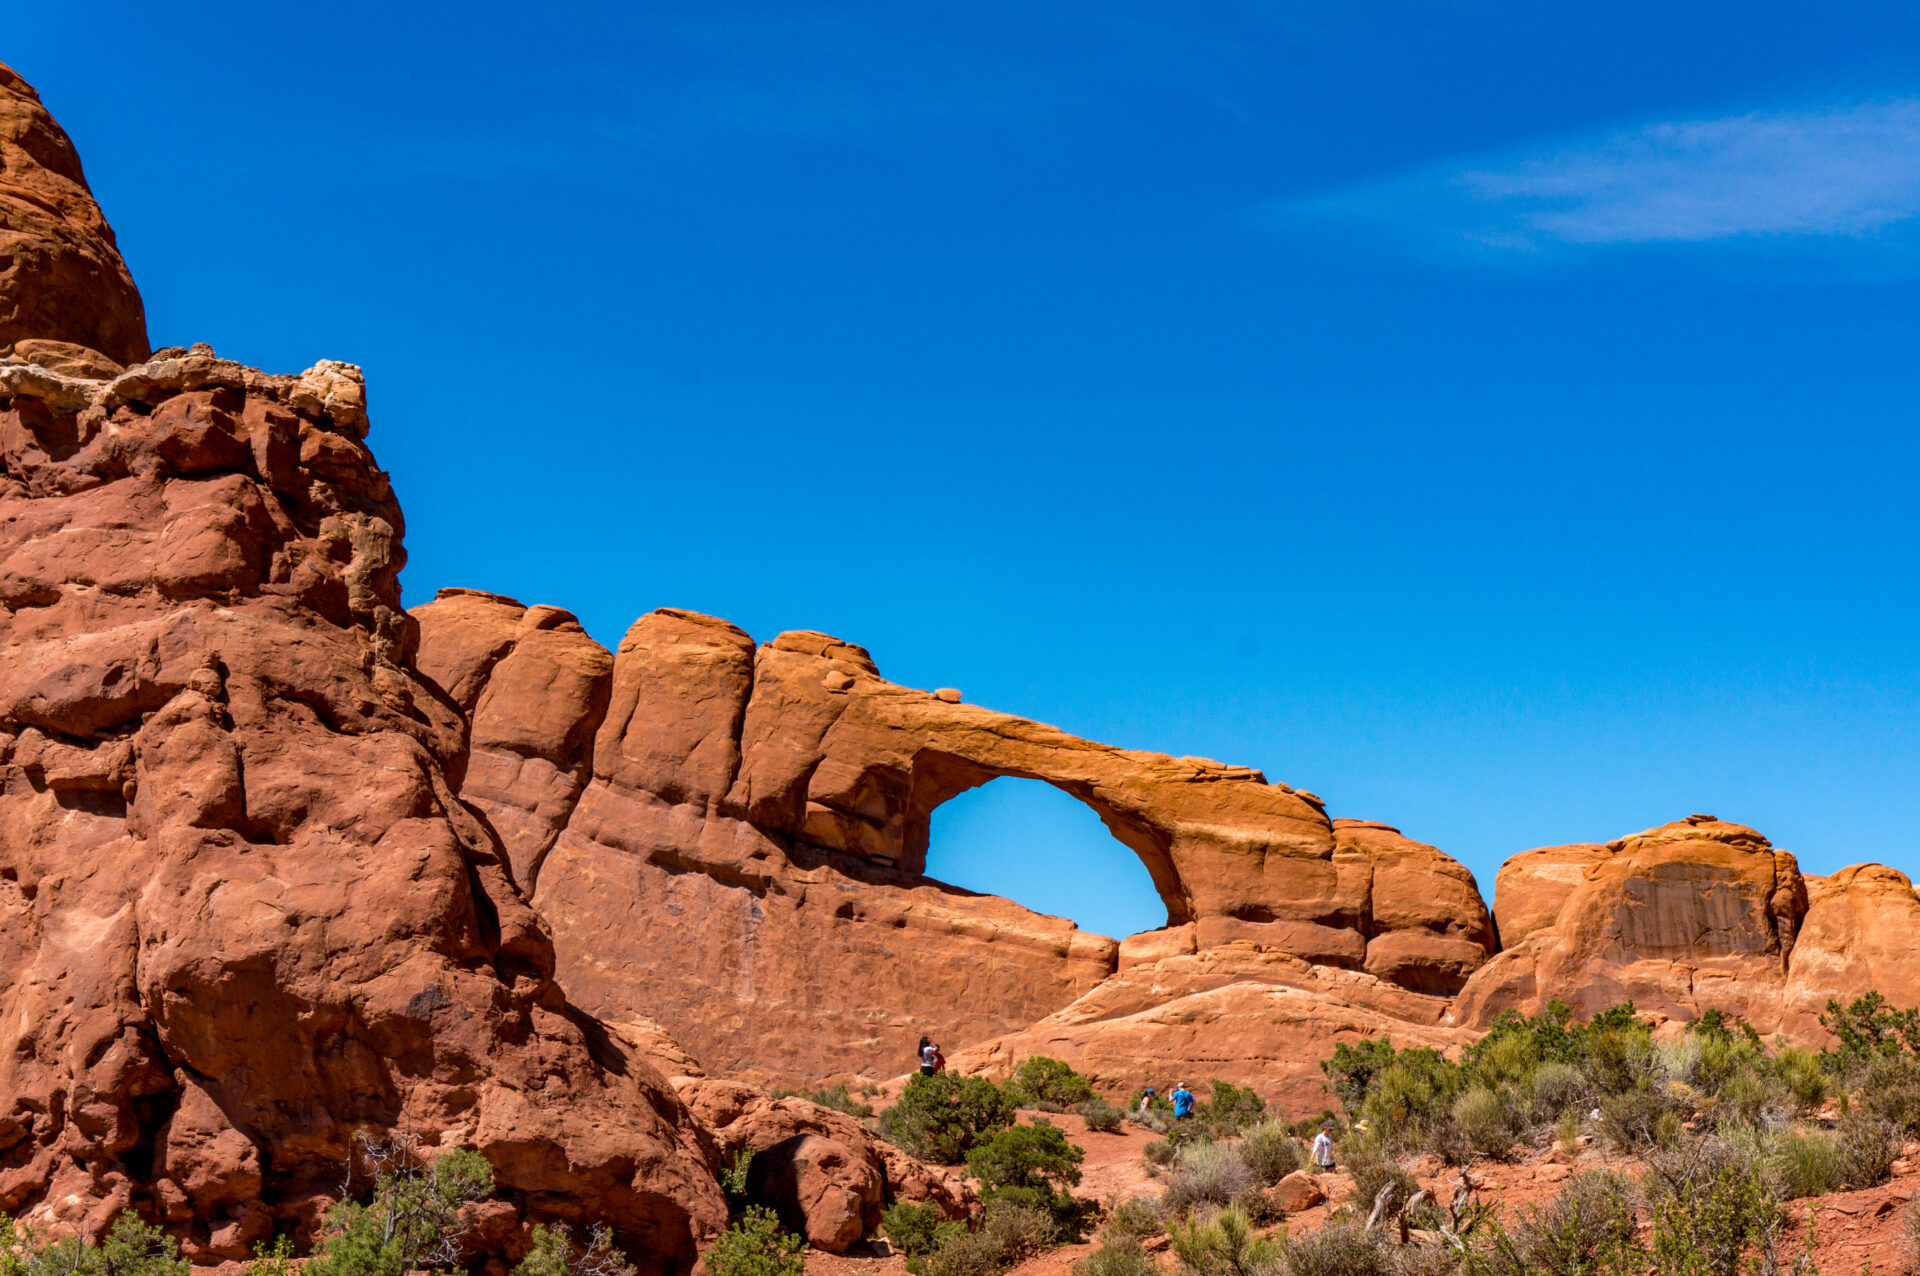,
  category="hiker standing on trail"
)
[1171,1082,1195,1119]
[918,1037,937,1076]
[1139,1087,1157,1114]
[1312,1121,1336,1171]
